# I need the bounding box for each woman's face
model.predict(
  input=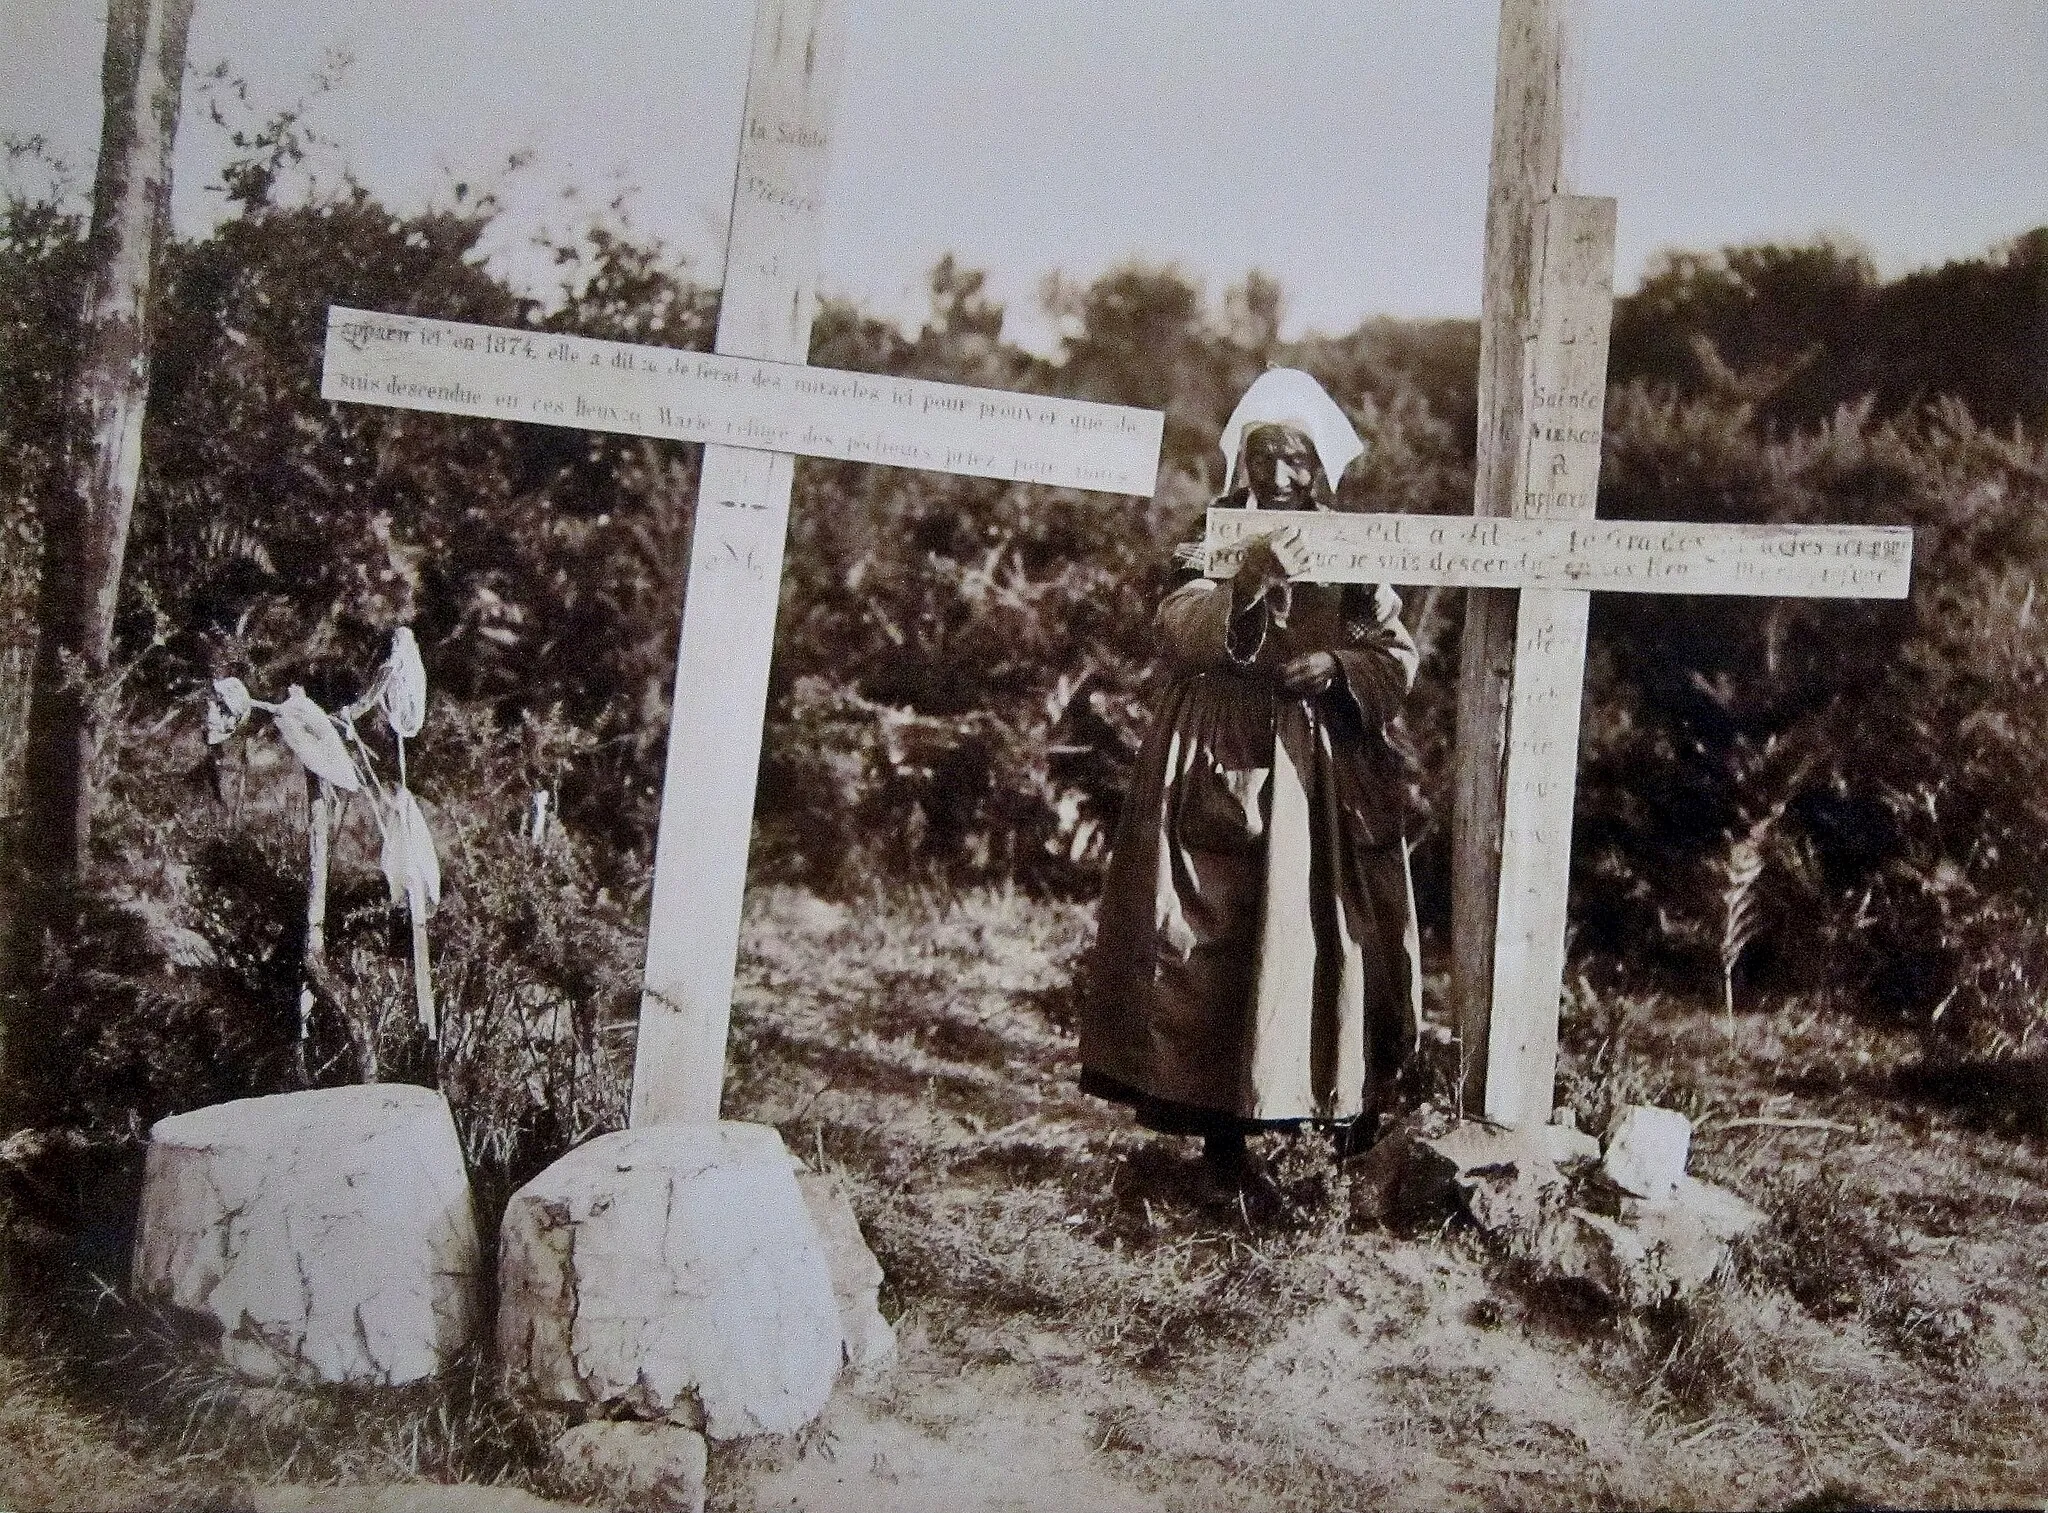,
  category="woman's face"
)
[1244,425,1319,509]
